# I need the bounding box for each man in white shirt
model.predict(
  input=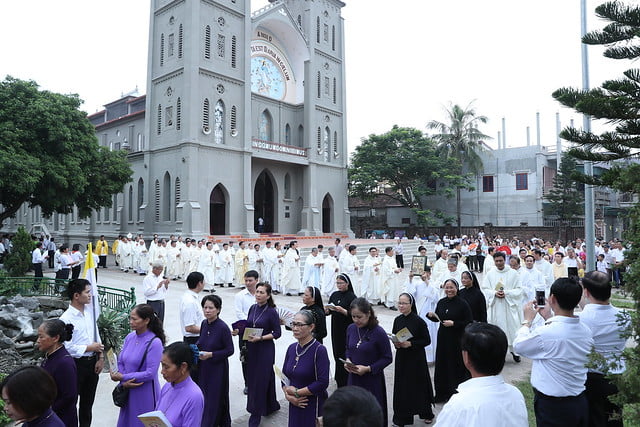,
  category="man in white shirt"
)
[435,323,527,427]
[579,271,628,426]
[302,247,323,288]
[232,270,259,395]
[513,278,593,426]
[610,241,626,287]
[339,245,360,294]
[31,242,48,289]
[361,247,382,304]
[519,254,544,303]
[321,246,339,297]
[380,246,402,310]
[180,271,206,381]
[142,262,170,322]
[248,243,264,278]
[533,249,554,288]
[60,279,104,427]
[482,251,524,362]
